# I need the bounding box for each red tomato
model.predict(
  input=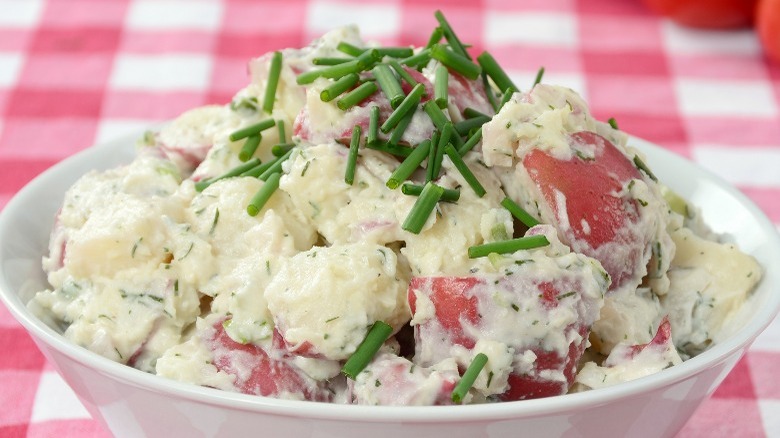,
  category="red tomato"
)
[757,0,780,62]
[642,0,758,28]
